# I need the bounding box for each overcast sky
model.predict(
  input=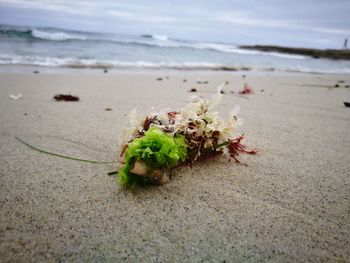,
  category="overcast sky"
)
[0,0,349,48]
